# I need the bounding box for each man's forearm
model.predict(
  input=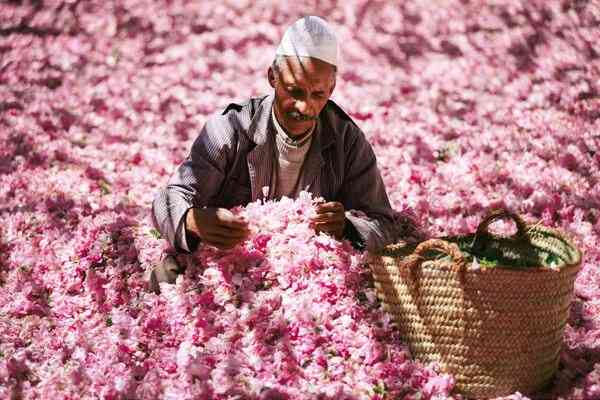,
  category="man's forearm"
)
[152,186,196,250]
[344,211,396,252]
[343,217,366,251]
[182,208,201,252]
